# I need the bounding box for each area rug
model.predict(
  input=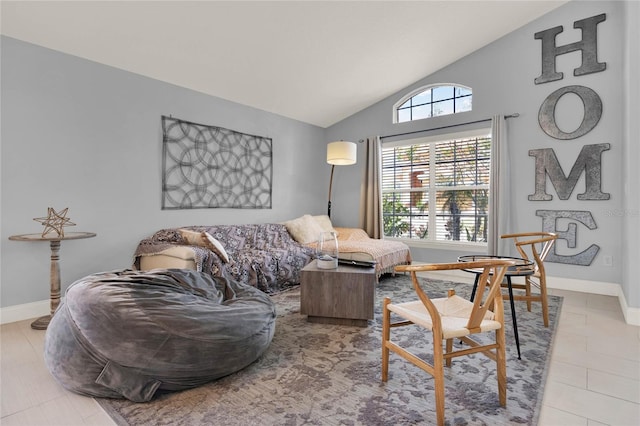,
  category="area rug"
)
[96,275,562,425]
